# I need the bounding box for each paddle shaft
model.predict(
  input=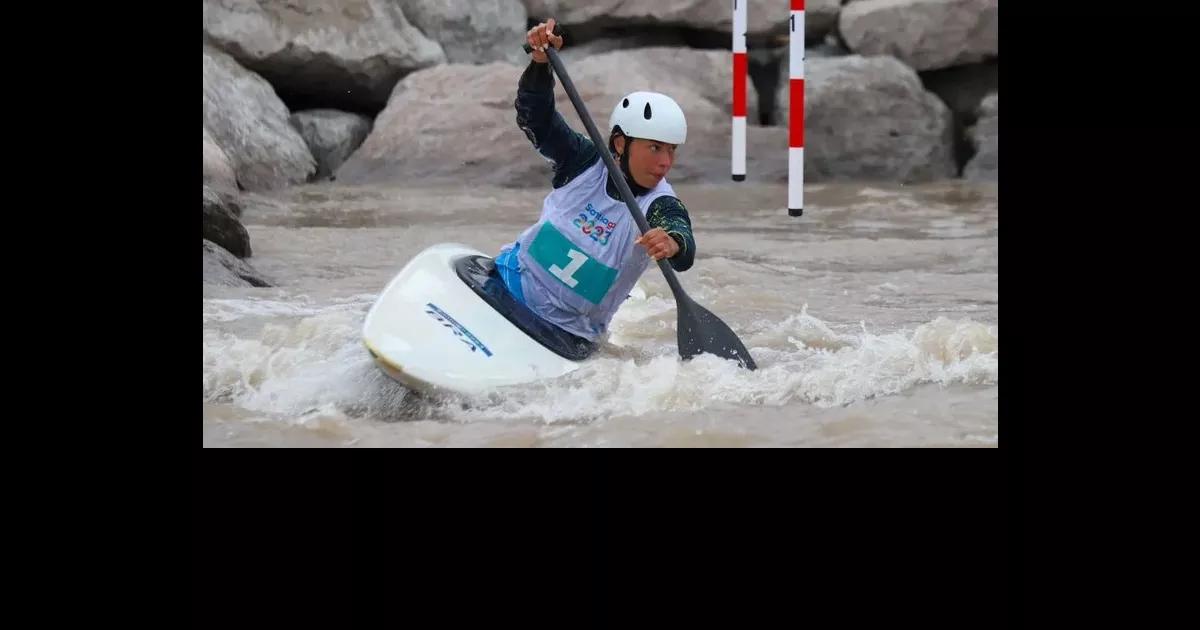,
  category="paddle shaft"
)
[535,46,691,301]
